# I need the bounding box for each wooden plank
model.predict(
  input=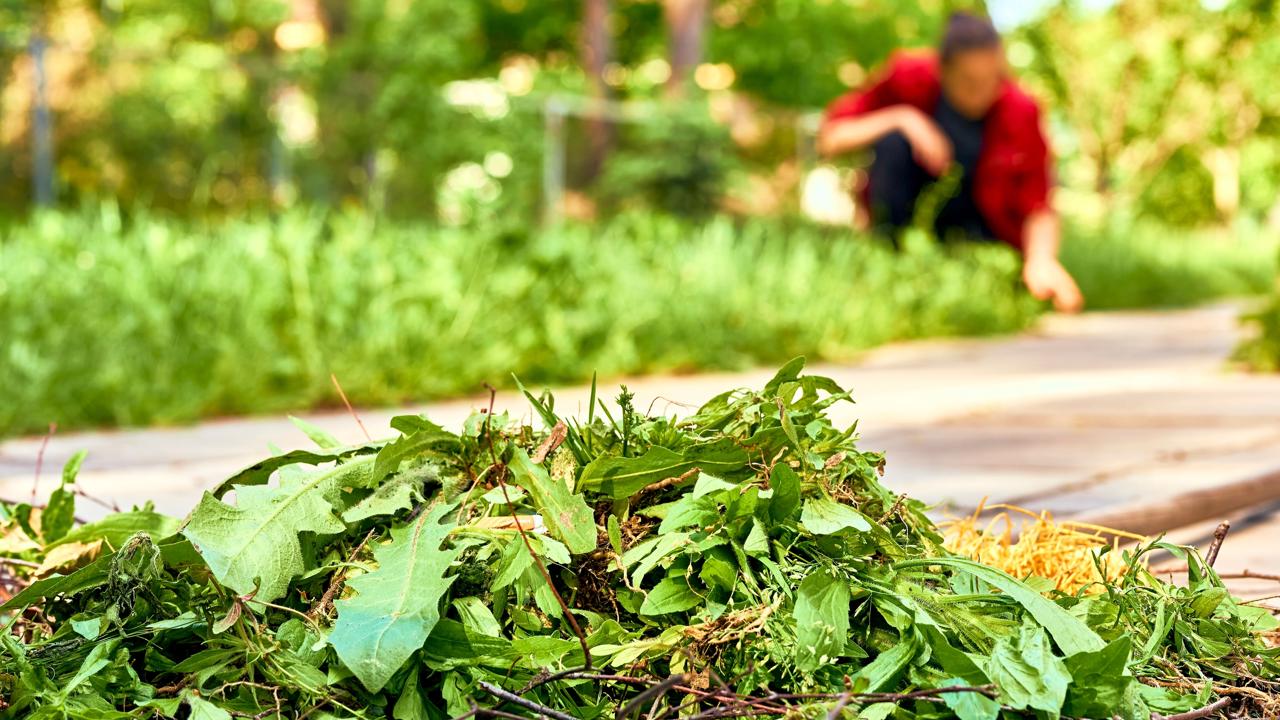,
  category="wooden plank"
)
[1074,467,1280,537]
